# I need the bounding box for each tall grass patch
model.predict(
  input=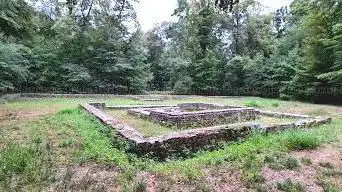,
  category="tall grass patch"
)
[0,142,53,191]
[47,109,130,166]
[283,131,321,150]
